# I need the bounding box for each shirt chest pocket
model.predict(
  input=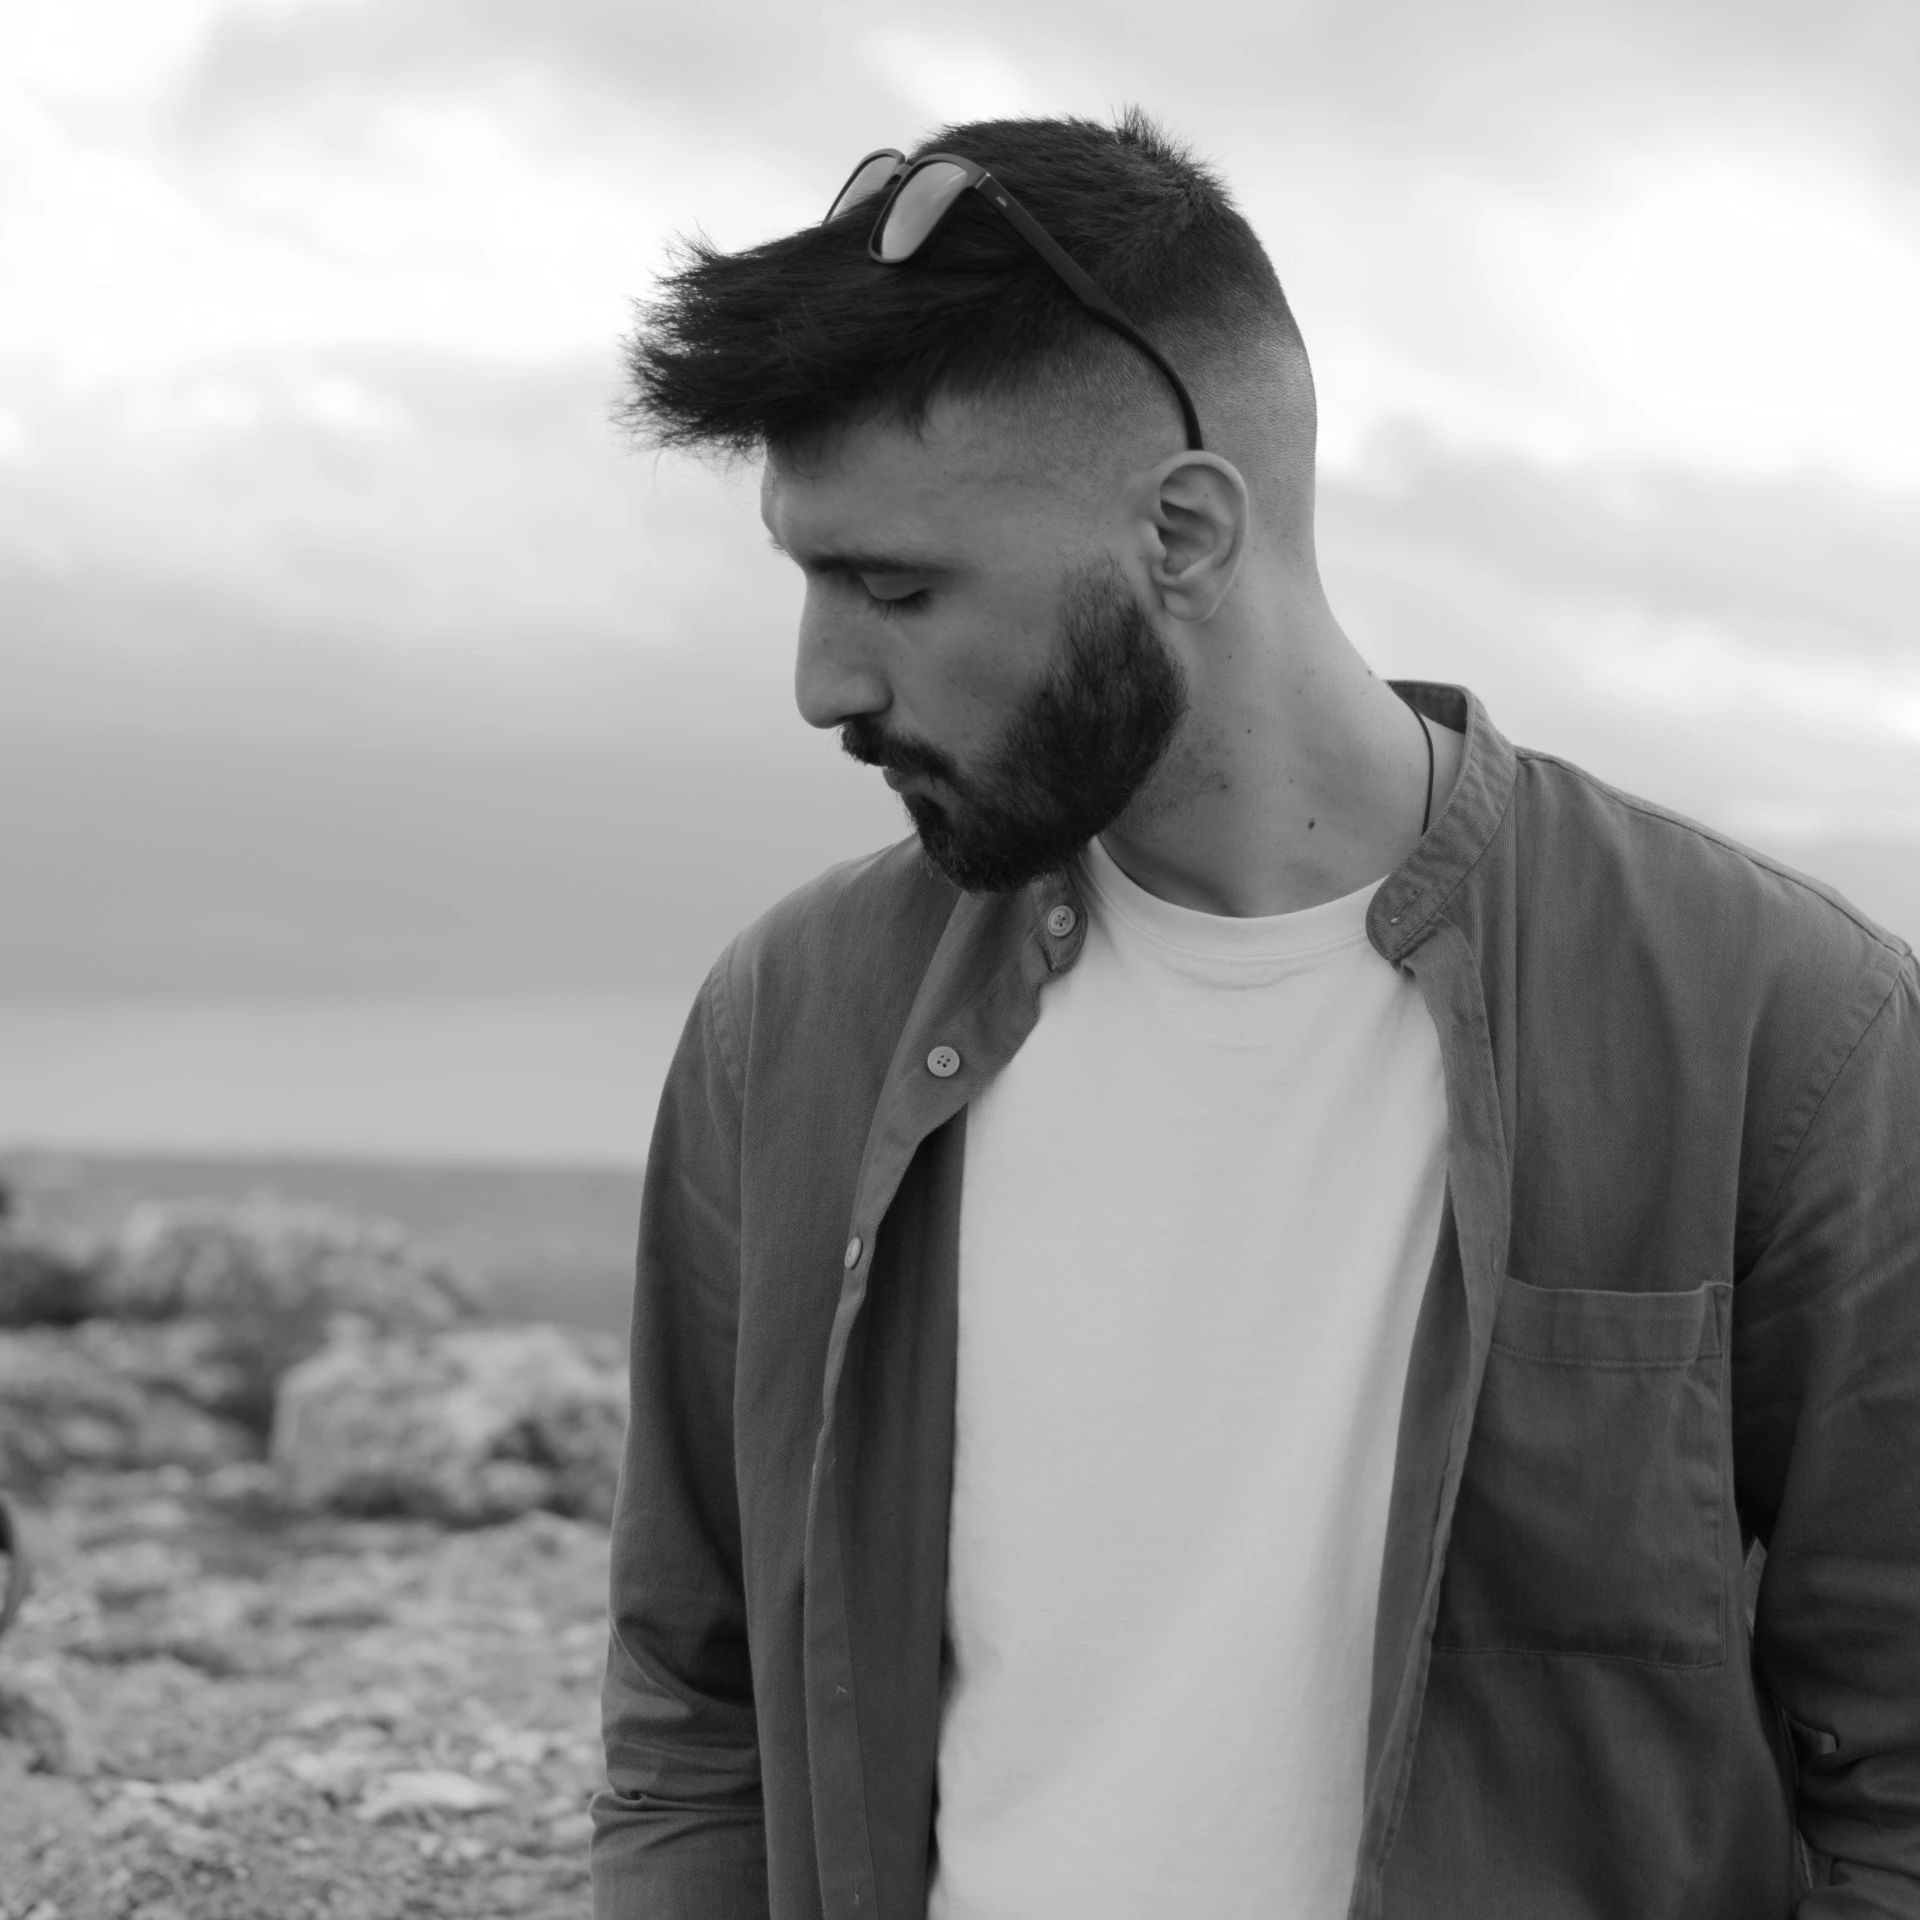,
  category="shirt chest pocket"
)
[1433,1276,1733,1668]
